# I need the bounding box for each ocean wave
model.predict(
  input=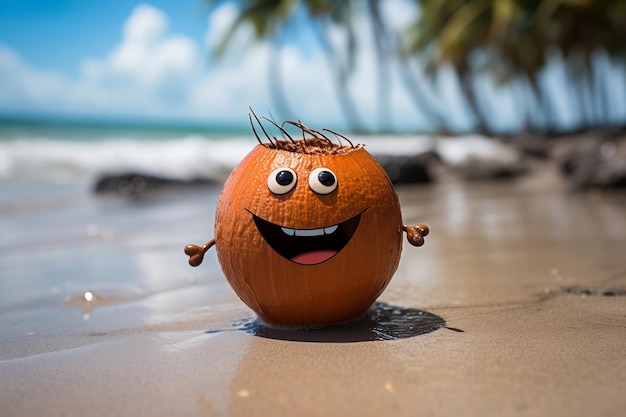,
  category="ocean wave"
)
[0,135,254,183]
[0,133,514,184]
